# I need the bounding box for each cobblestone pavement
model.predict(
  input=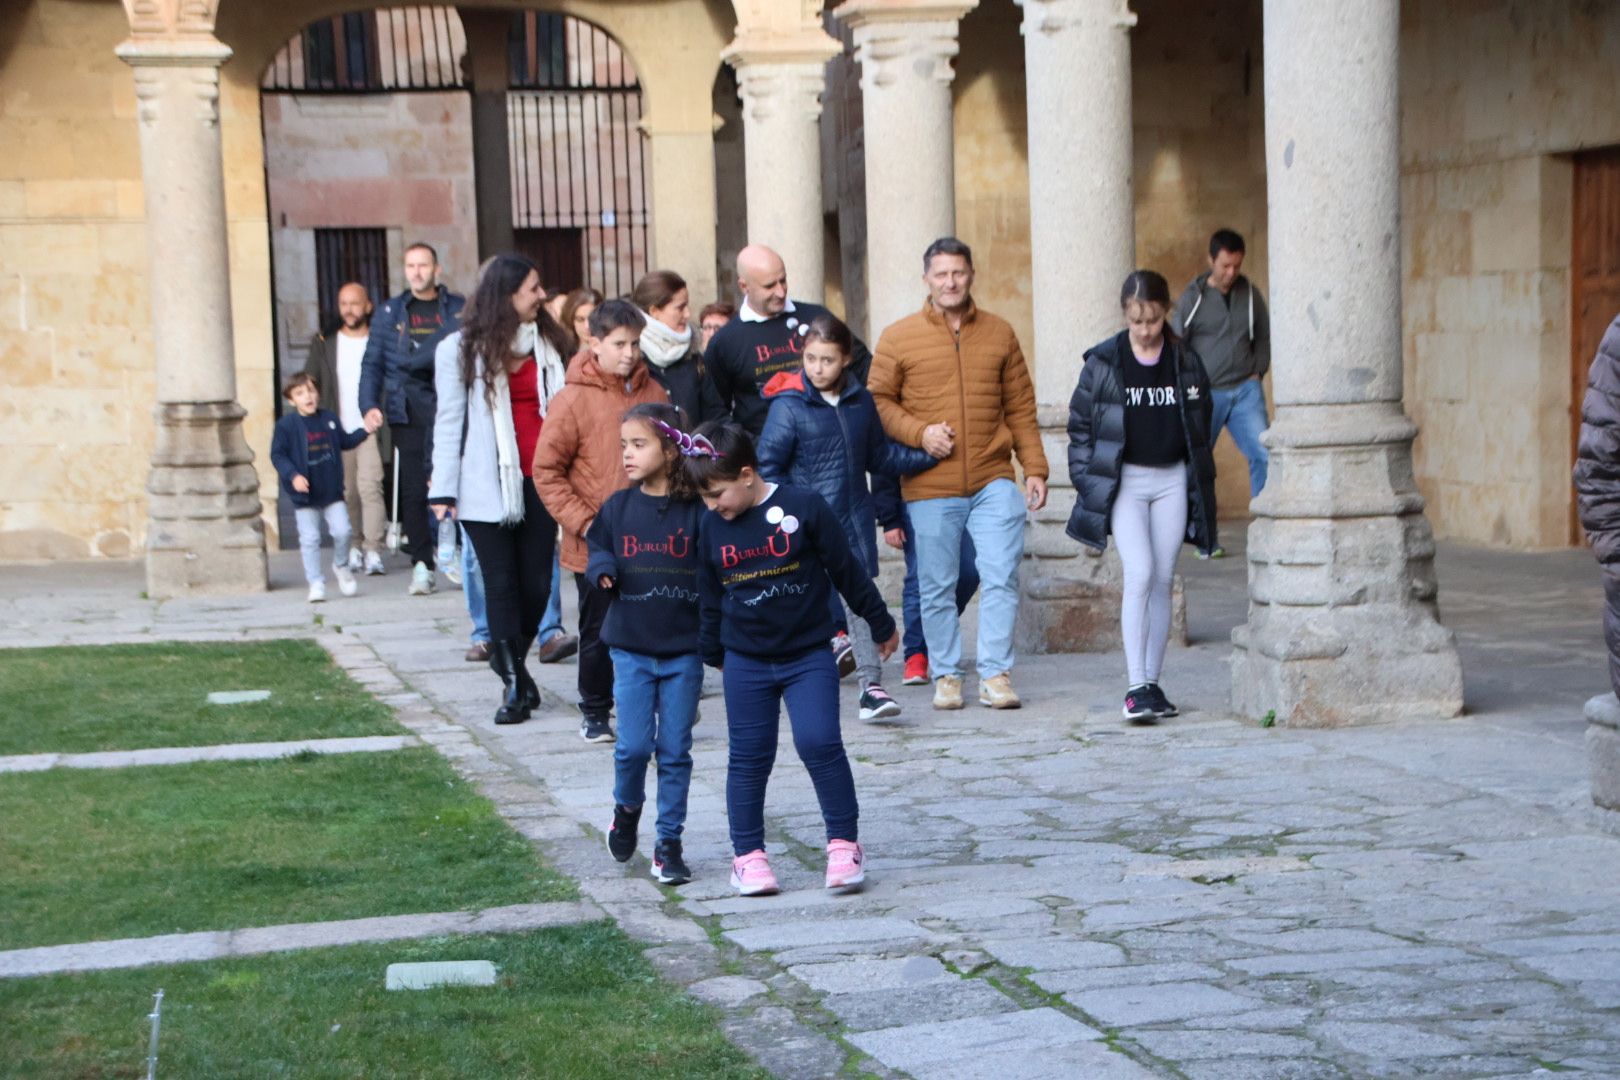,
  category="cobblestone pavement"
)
[5,536,1618,1078]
